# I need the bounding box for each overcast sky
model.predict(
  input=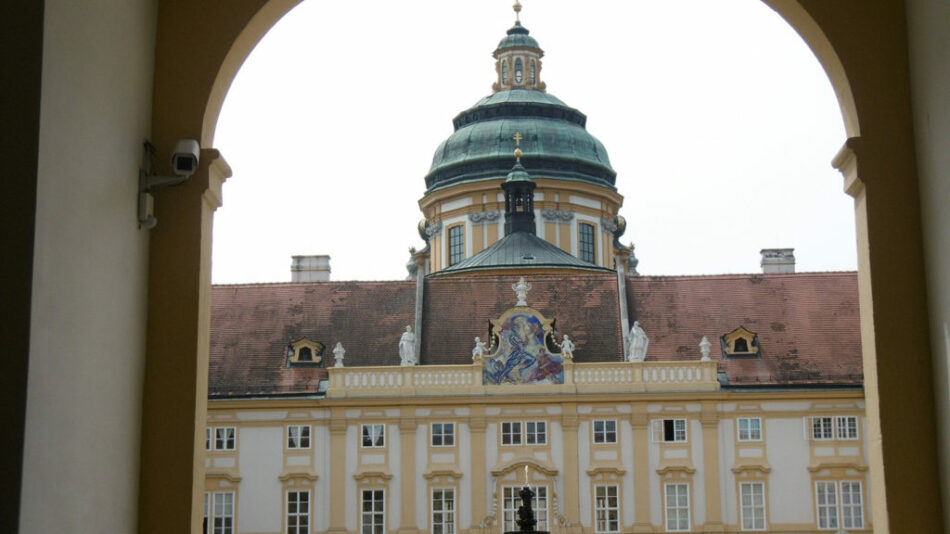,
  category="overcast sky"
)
[211,0,855,283]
